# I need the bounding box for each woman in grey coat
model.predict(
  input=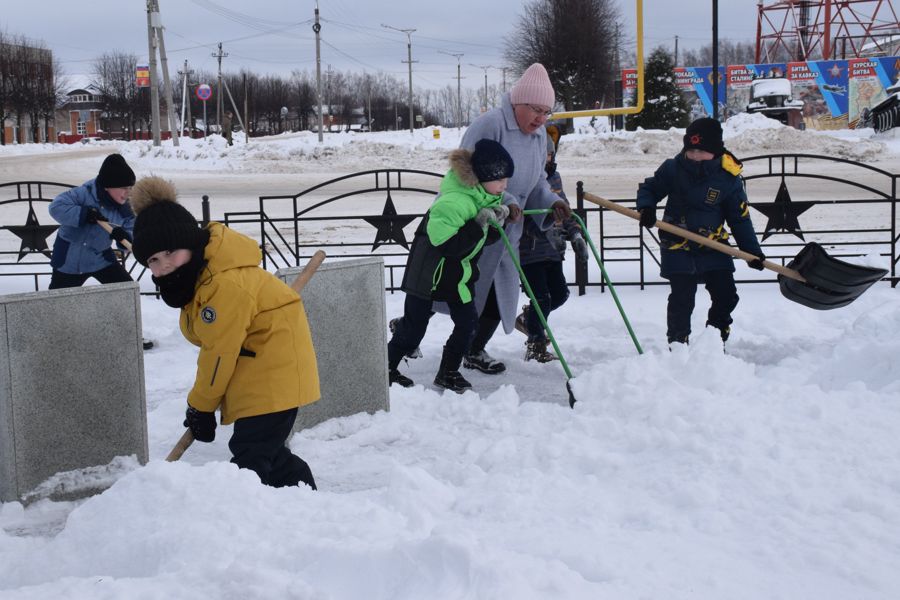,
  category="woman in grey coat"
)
[454,63,571,374]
